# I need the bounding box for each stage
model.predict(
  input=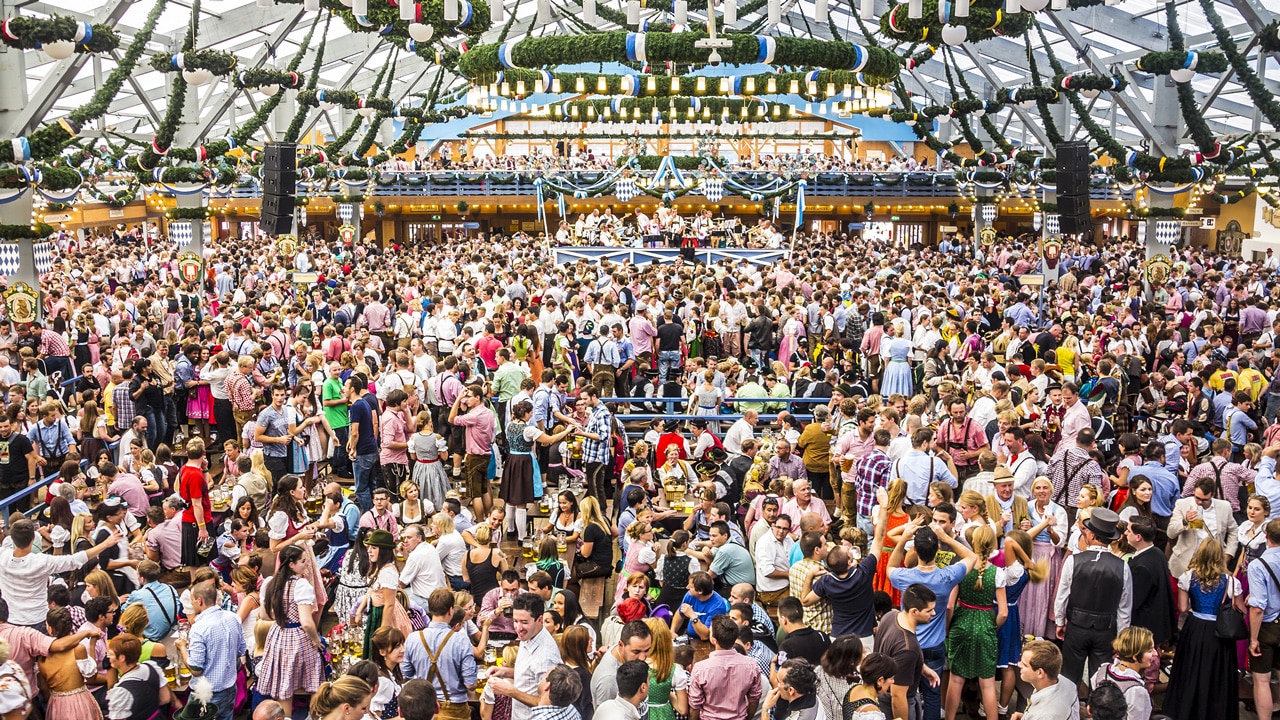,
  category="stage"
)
[551,246,791,267]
